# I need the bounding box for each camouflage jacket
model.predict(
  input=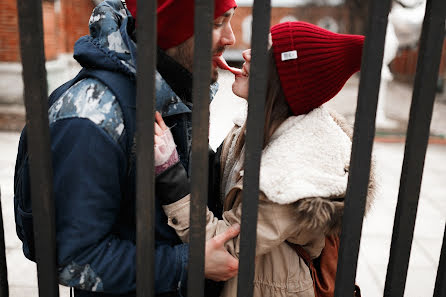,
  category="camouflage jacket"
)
[33,1,217,296]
